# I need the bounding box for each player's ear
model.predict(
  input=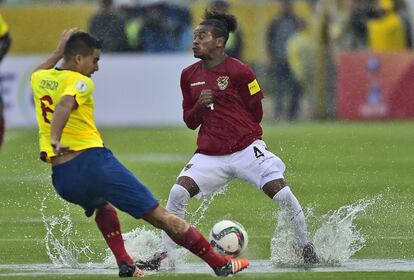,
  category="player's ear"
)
[216,37,225,48]
[73,54,82,64]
